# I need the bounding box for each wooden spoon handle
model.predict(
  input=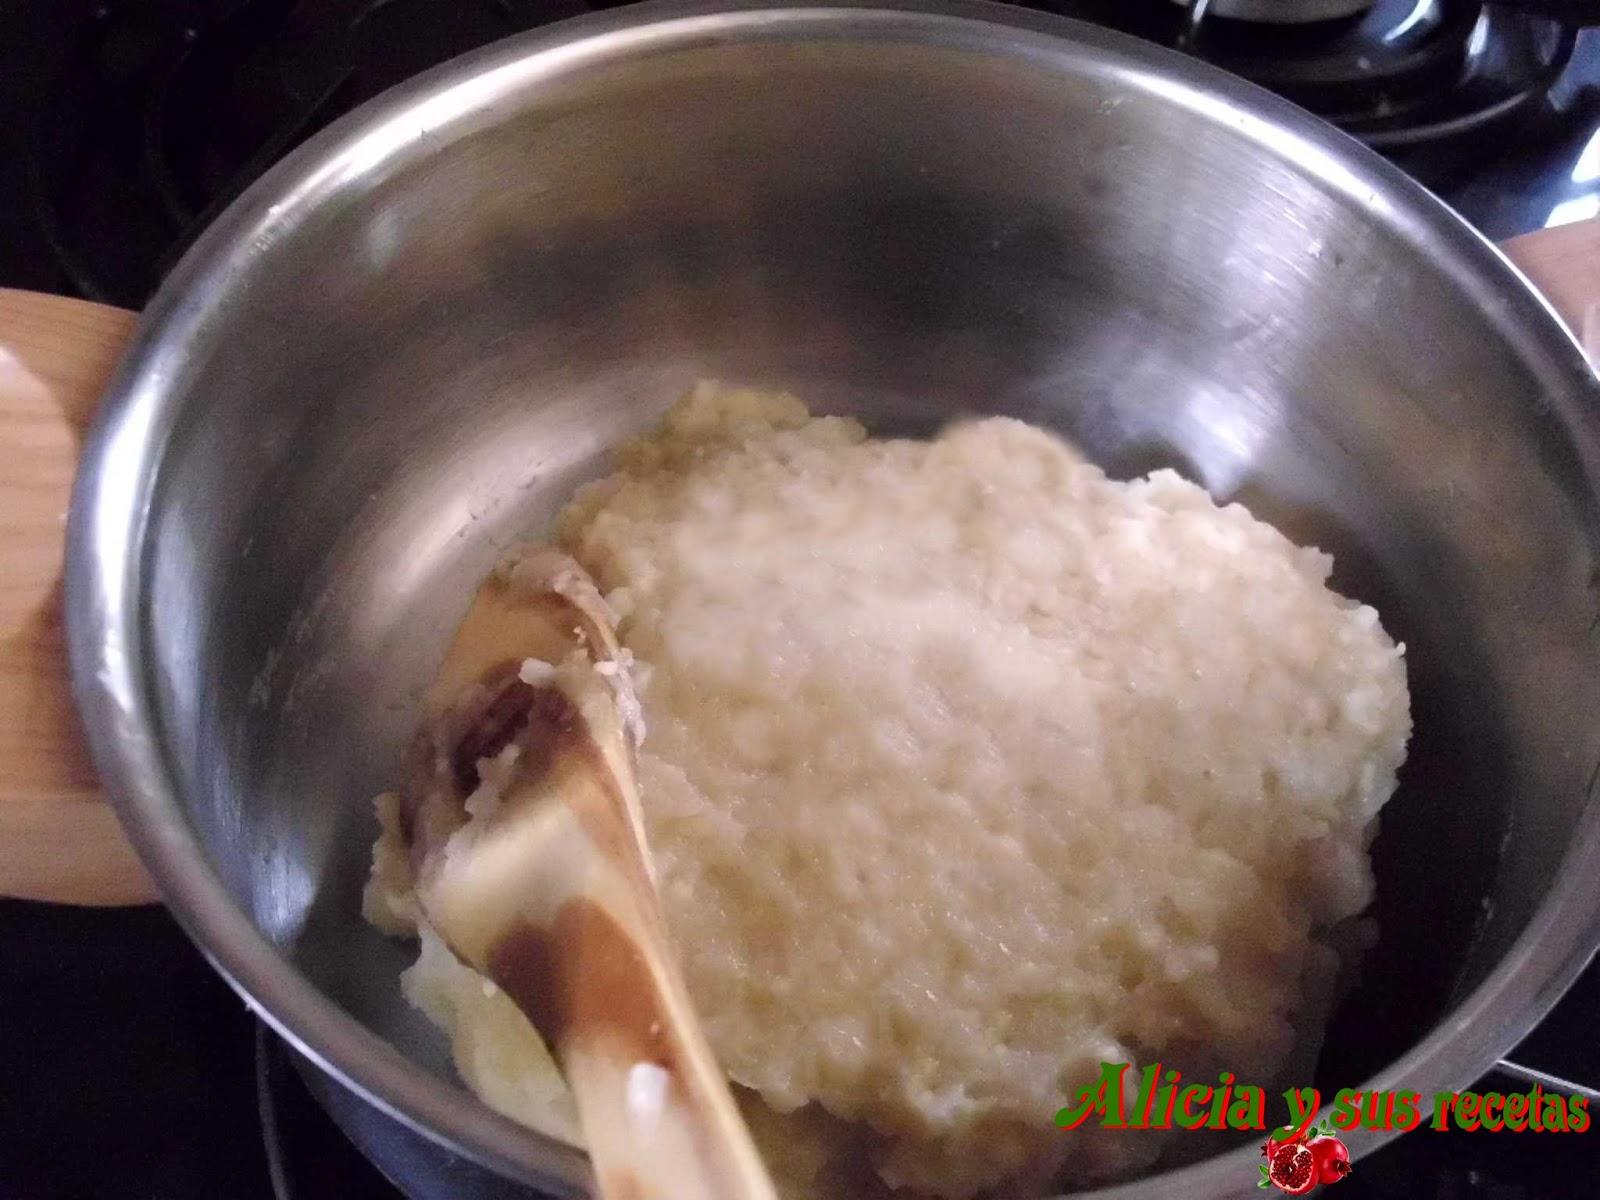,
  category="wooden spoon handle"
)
[413,547,777,1200]
[444,801,777,1200]
[545,900,779,1200]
